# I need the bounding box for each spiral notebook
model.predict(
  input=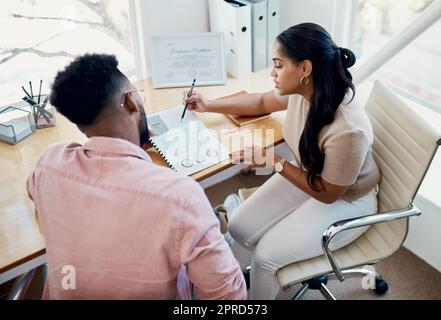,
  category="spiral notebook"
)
[147,105,229,176]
